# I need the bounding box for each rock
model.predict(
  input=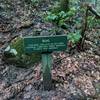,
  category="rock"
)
[25,84,32,91]
[23,92,31,99]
